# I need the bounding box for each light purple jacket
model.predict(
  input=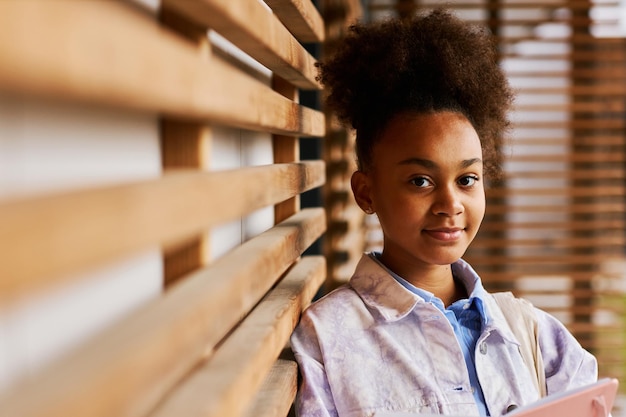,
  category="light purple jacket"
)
[291,254,598,417]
